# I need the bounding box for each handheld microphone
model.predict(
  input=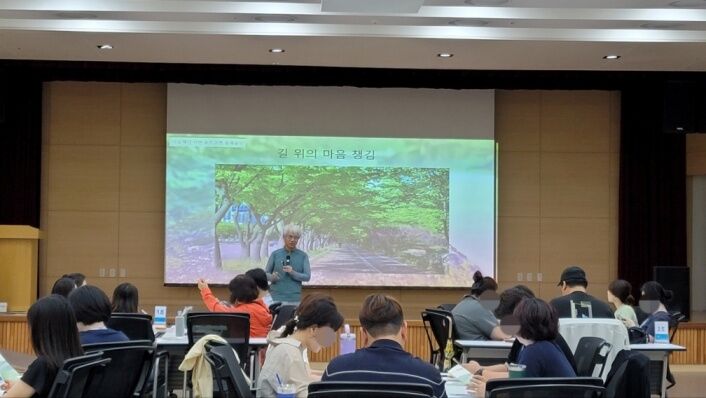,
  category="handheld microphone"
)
[285,255,291,266]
